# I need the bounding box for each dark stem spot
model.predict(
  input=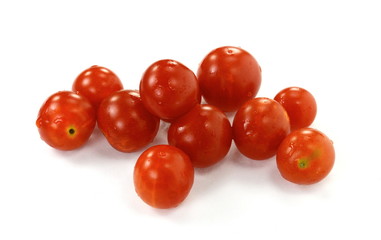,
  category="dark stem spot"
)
[68,128,75,135]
